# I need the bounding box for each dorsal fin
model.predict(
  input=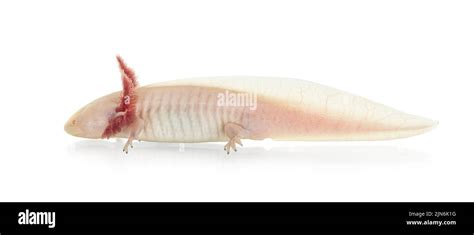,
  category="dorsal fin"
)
[101,56,139,139]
